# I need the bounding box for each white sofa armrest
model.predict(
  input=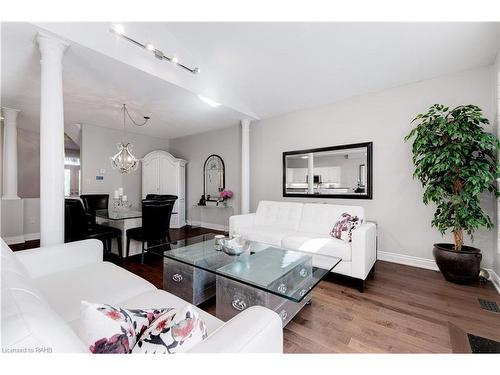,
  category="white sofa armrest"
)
[15,239,103,279]
[188,306,283,353]
[350,222,377,280]
[229,213,256,237]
